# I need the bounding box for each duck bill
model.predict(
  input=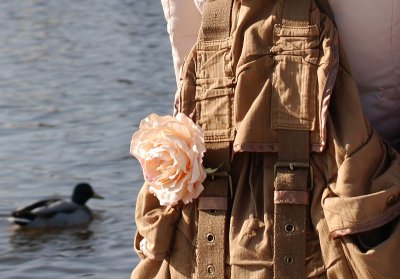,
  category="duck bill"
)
[93,192,104,199]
